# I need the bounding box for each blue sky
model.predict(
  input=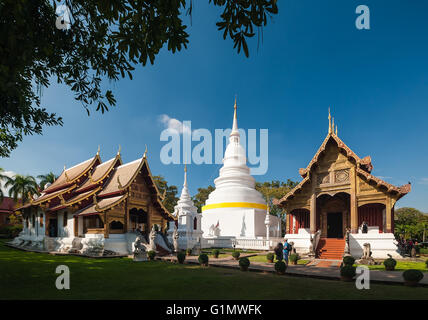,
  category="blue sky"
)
[1,0,428,211]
